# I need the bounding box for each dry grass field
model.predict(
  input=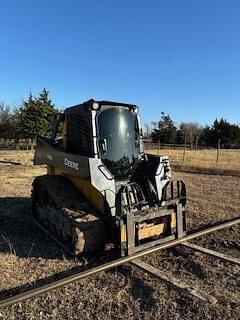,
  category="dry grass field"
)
[0,150,239,319]
[0,150,34,166]
[146,147,240,176]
